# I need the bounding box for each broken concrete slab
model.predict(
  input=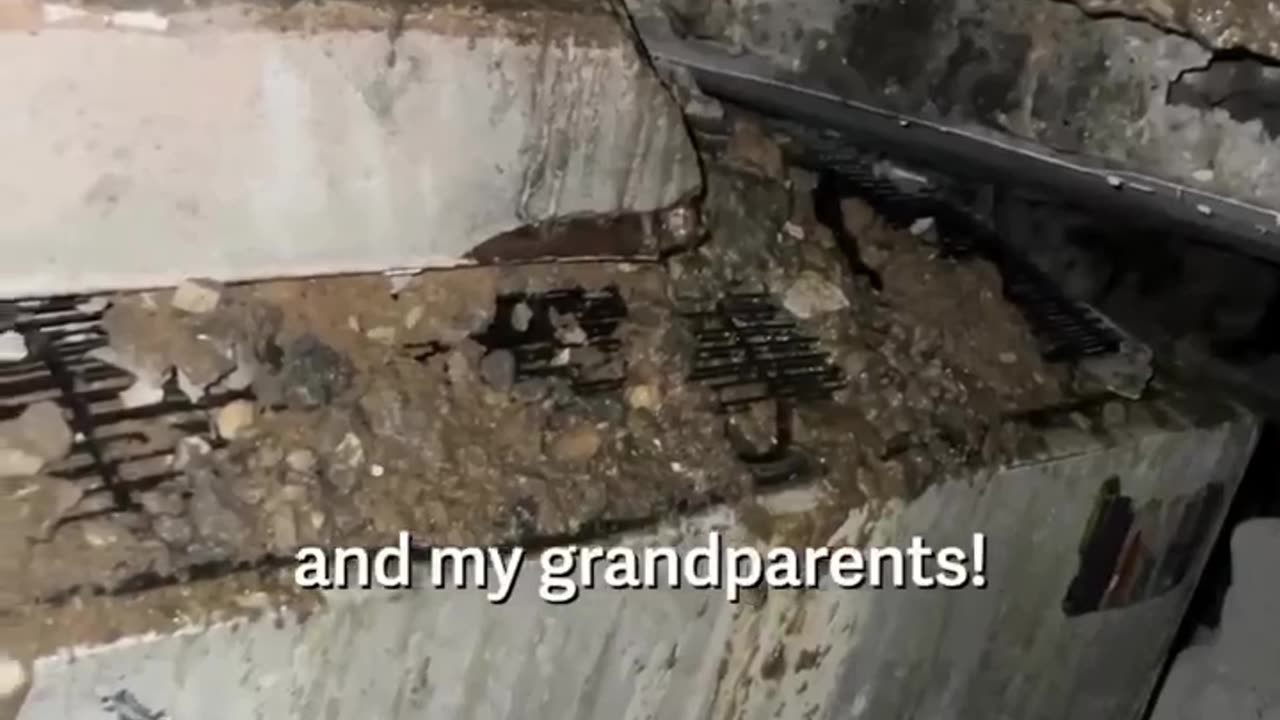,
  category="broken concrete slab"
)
[0,0,700,300]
